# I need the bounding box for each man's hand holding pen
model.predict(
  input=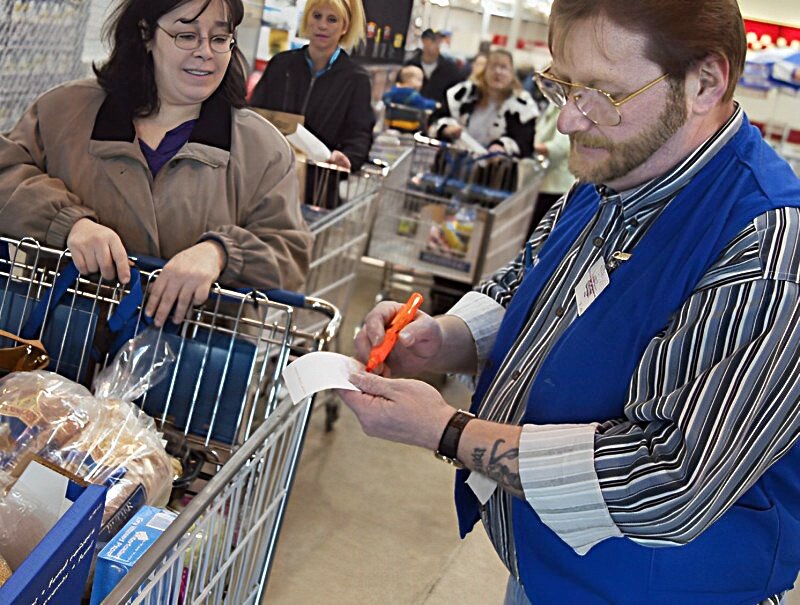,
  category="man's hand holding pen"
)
[354,296,443,377]
[340,294,456,447]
